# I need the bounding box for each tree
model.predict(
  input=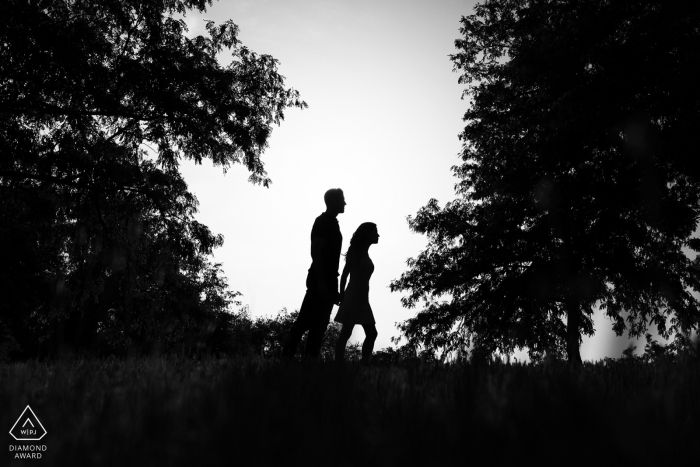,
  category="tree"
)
[390,0,700,364]
[0,0,306,357]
